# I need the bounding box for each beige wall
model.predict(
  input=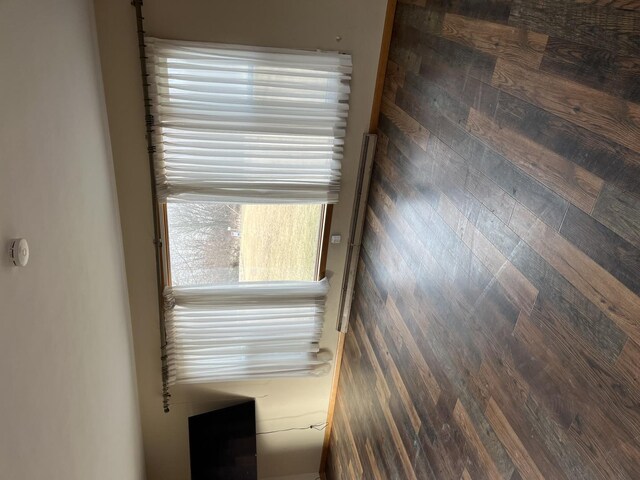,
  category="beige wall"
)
[0,0,145,478]
[93,0,387,478]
